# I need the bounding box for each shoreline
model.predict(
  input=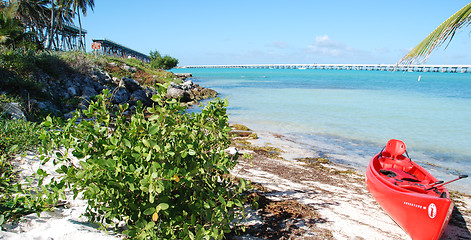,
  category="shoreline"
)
[1,128,470,239]
[229,129,471,239]
[227,119,471,196]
